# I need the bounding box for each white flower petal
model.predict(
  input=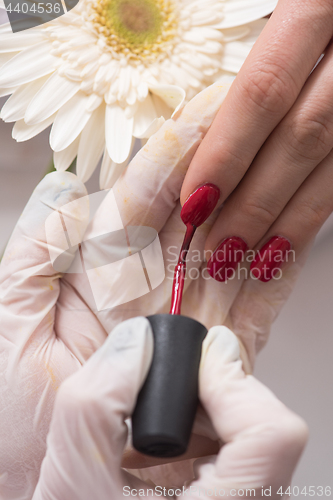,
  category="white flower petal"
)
[105,104,134,164]
[135,116,165,139]
[149,84,186,114]
[0,51,19,69]
[196,40,222,54]
[216,0,277,29]
[0,42,57,87]
[0,87,16,97]
[77,46,100,66]
[151,94,172,120]
[183,27,224,44]
[191,10,223,27]
[137,82,148,101]
[99,147,131,190]
[240,18,267,45]
[180,60,205,83]
[0,22,12,35]
[54,135,80,172]
[0,76,48,122]
[12,114,55,142]
[133,93,158,139]
[50,92,92,152]
[85,93,103,113]
[221,25,250,42]
[117,65,132,103]
[76,104,105,183]
[0,31,45,53]
[124,101,139,120]
[25,72,79,125]
[220,41,252,73]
